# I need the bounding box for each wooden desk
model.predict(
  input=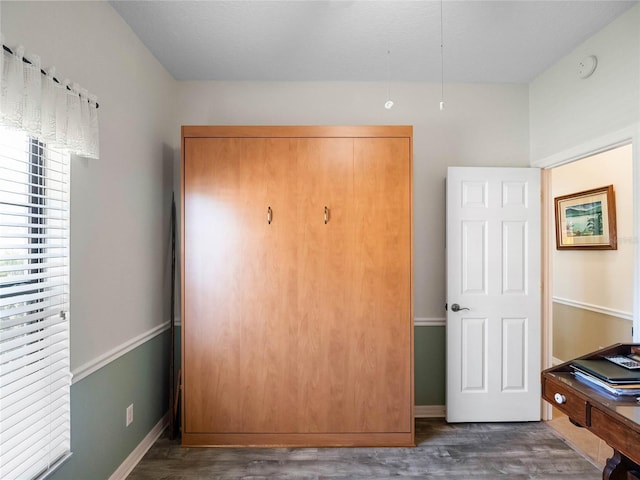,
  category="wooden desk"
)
[542,344,640,480]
